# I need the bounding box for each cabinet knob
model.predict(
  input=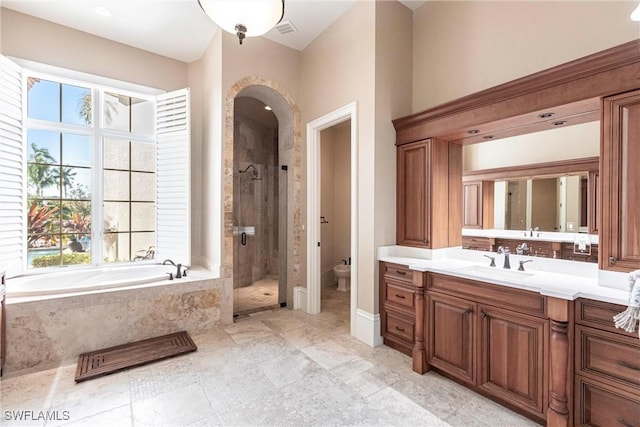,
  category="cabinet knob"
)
[609,256,617,264]
[480,311,487,319]
[464,308,474,314]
